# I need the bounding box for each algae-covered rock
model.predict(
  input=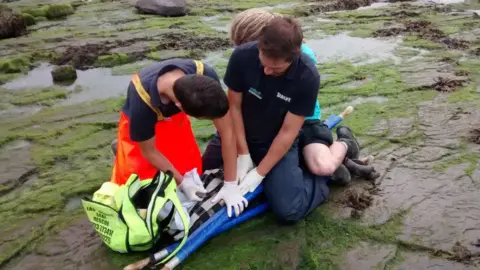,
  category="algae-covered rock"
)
[45,4,74,20]
[0,5,27,40]
[36,16,47,22]
[22,13,36,26]
[0,73,20,84]
[21,6,48,18]
[0,57,31,74]
[51,65,77,82]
